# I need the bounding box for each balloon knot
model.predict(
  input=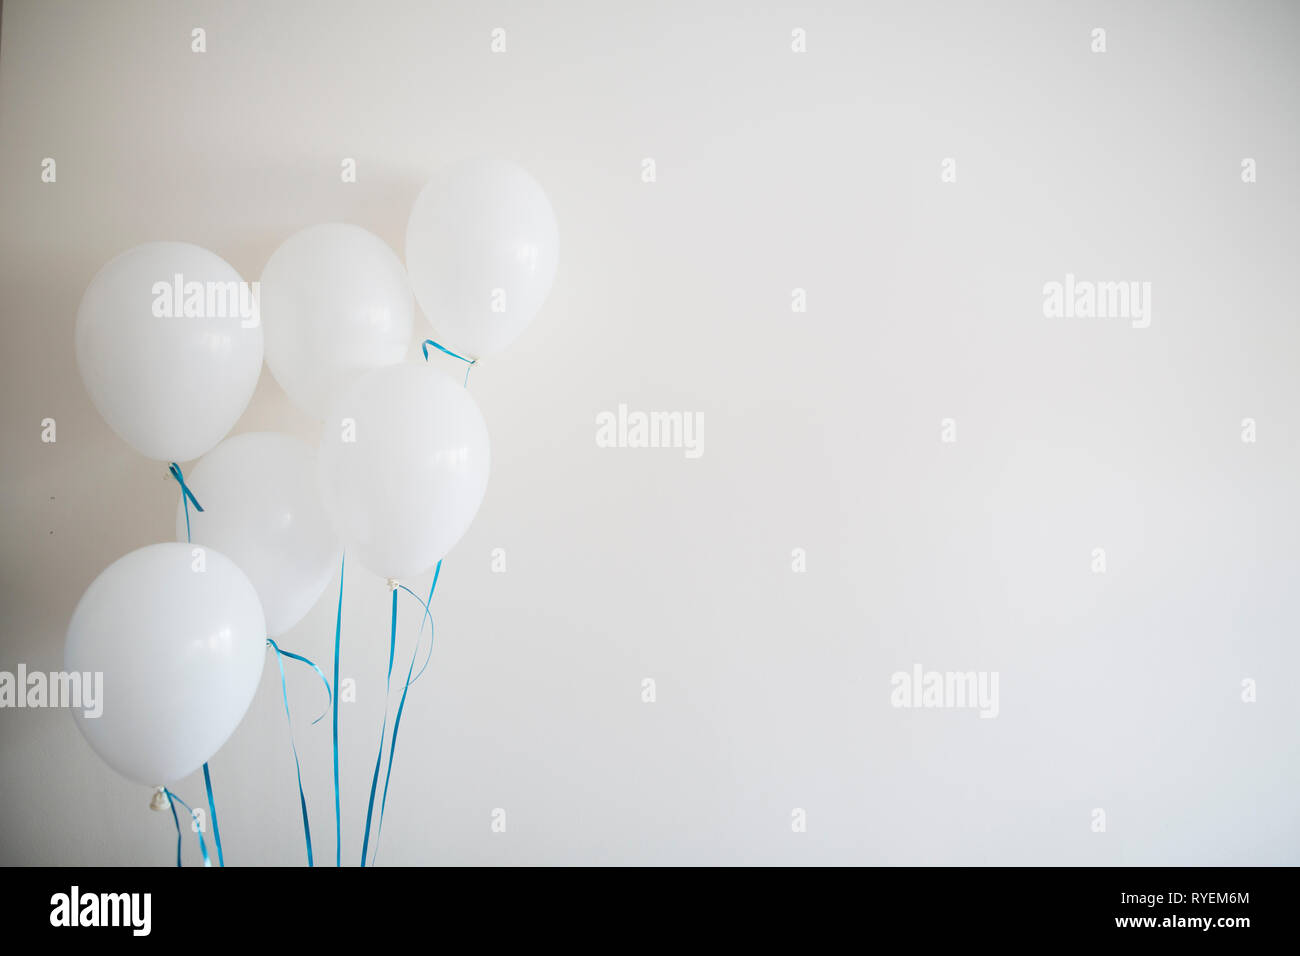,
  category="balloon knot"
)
[149,787,170,812]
